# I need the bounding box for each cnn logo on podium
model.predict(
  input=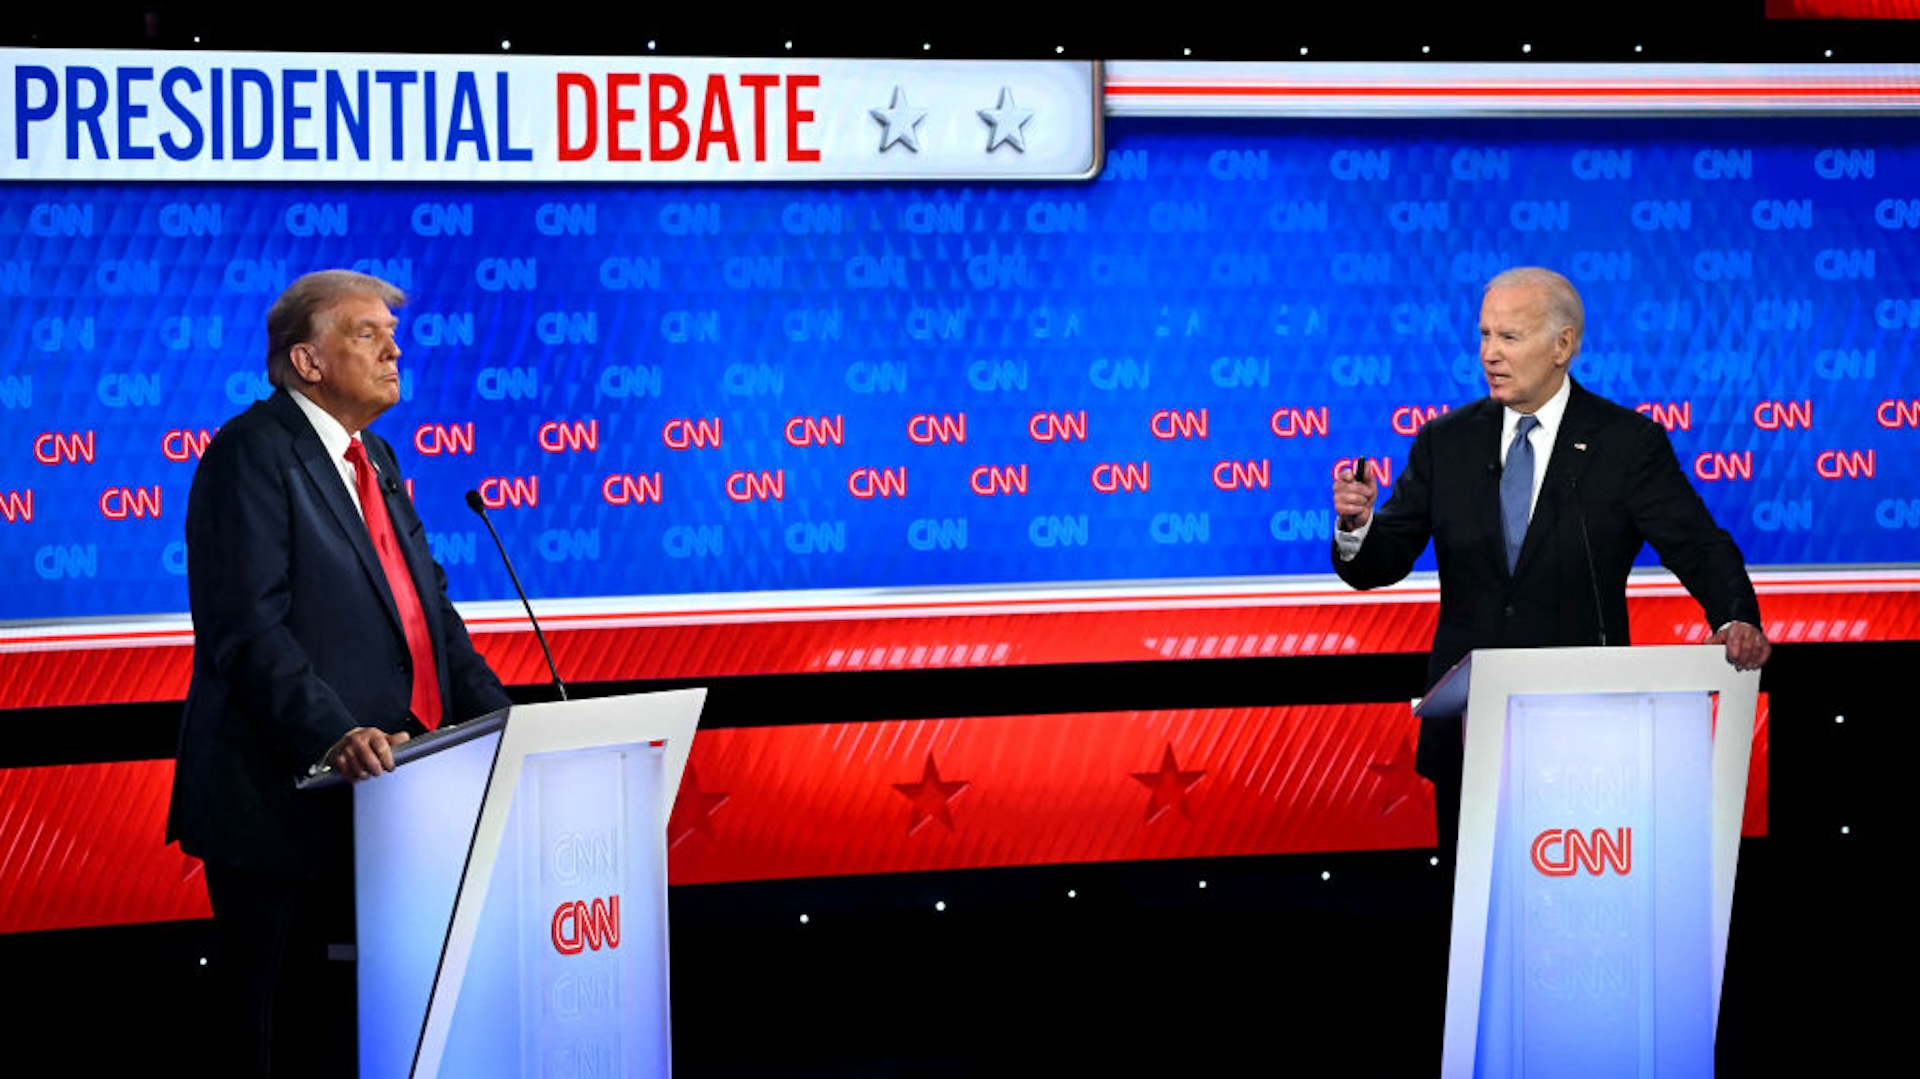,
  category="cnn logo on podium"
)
[550,895,621,955]
[1530,828,1632,877]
